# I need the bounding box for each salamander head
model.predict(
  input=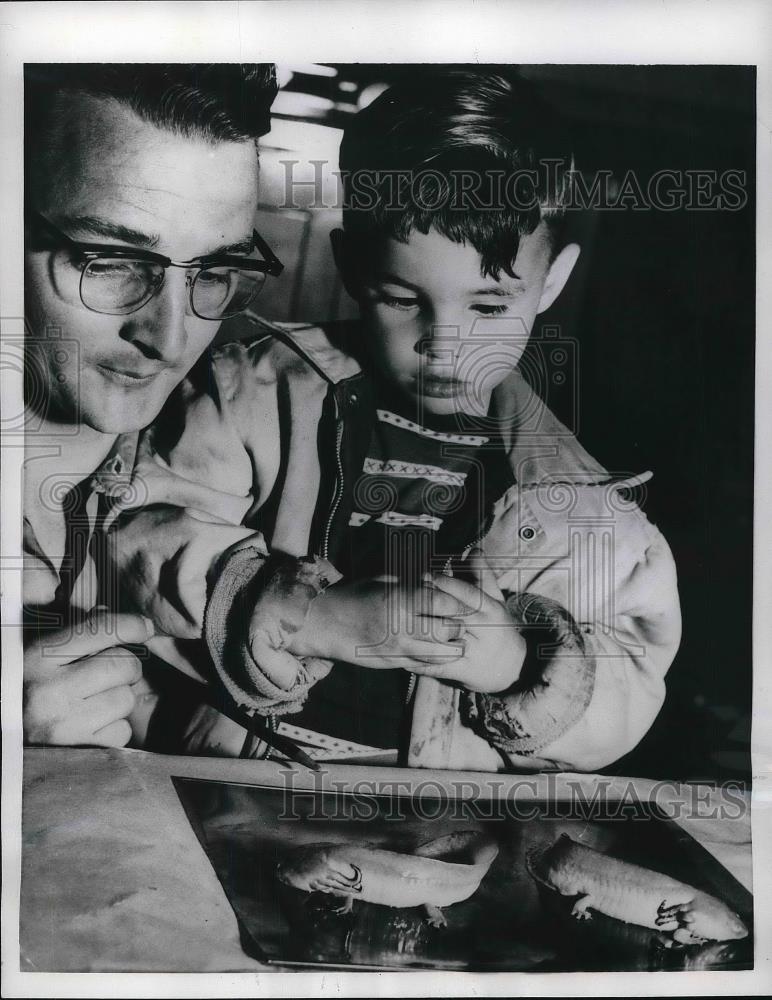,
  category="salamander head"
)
[275,844,333,890]
[689,894,748,942]
[275,858,302,889]
[525,835,569,881]
[275,844,363,896]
